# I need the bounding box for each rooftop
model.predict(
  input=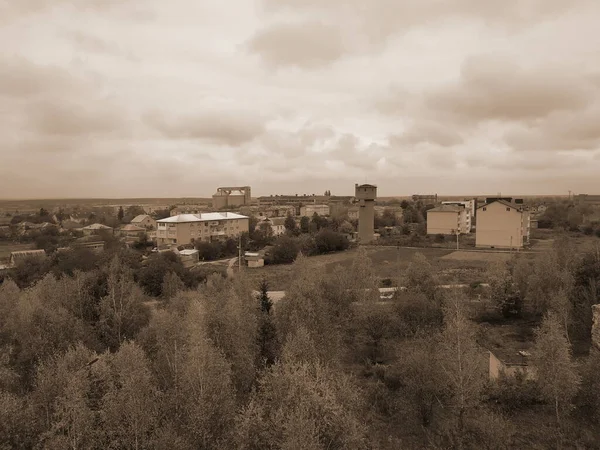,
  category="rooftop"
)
[157,212,248,223]
[428,205,464,213]
[119,224,146,232]
[179,249,199,256]
[131,214,152,223]
[82,223,113,230]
